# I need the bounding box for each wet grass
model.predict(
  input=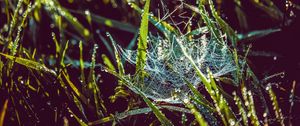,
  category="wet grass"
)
[0,0,299,126]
